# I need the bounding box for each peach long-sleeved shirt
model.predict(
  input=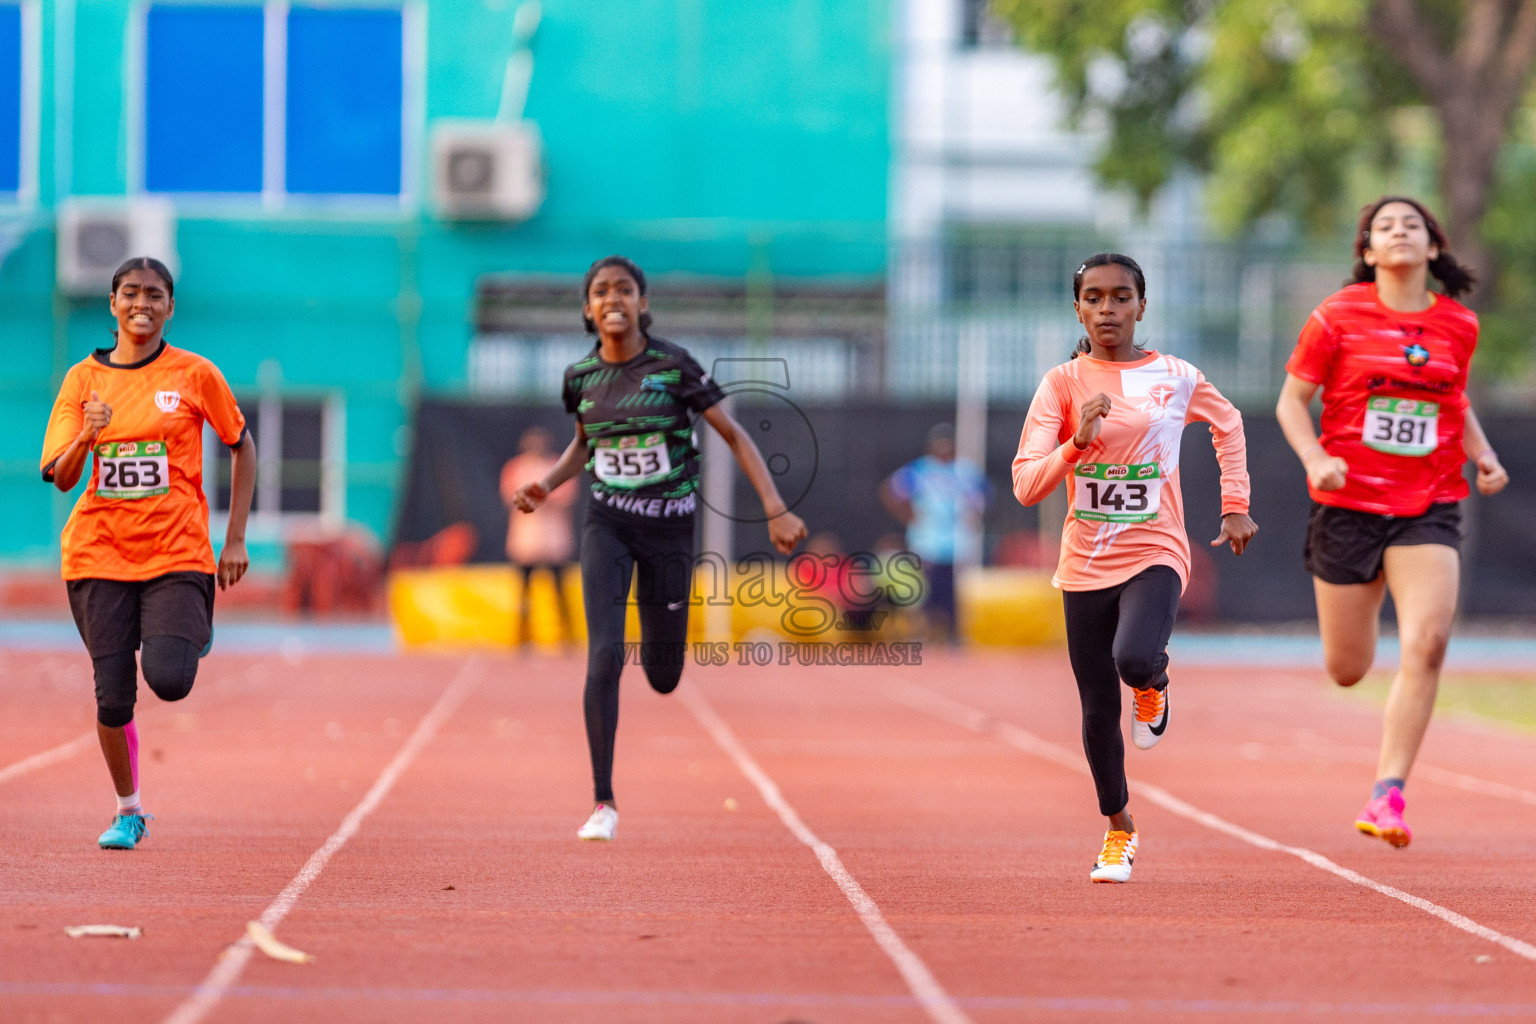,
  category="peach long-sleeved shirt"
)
[1012,351,1250,592]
